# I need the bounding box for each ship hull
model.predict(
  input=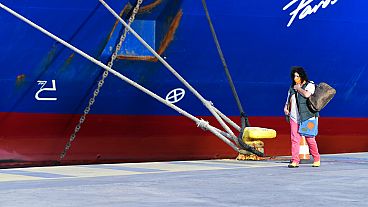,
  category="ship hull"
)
[1,0,368,167]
